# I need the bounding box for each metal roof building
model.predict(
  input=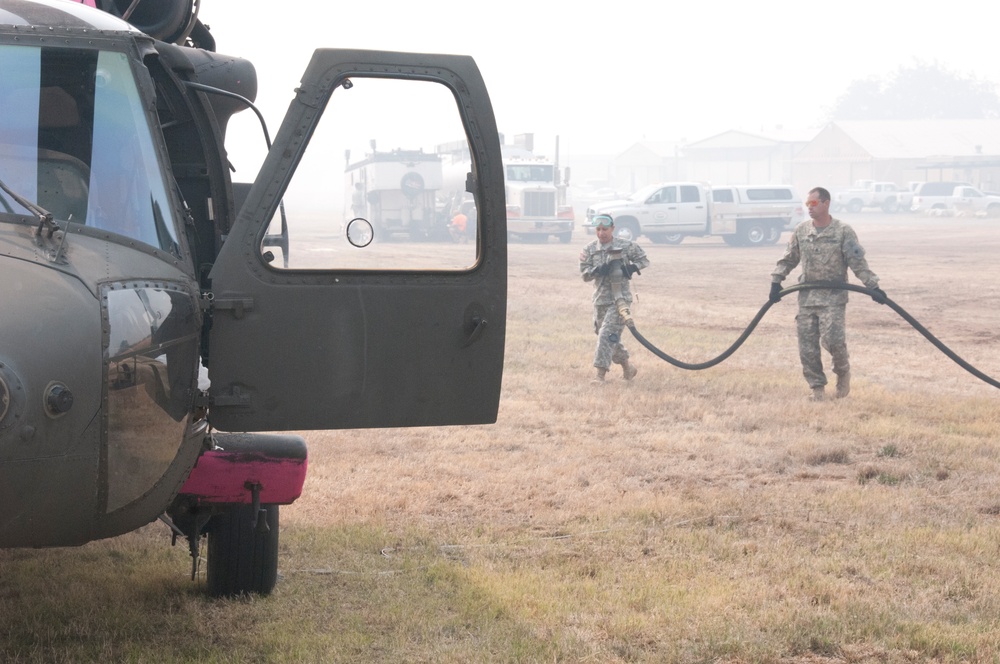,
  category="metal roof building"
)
[792,120,1000,193]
